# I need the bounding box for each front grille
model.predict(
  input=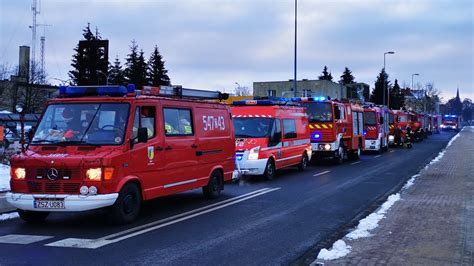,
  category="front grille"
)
[27,181,81,194]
